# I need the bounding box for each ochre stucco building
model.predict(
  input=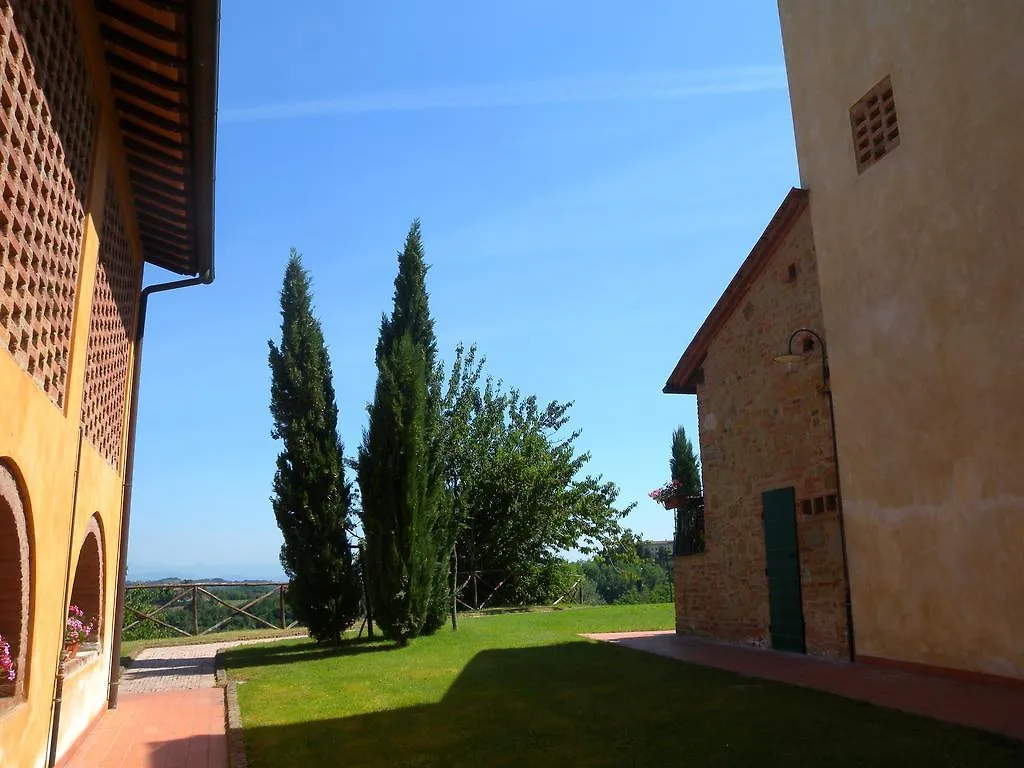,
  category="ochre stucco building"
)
[0,1,218,765]
[664,3,1023,682]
